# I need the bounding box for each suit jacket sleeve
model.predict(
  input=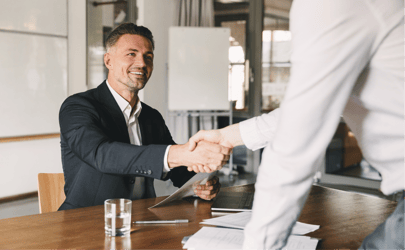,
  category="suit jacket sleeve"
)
[59,94,167,180]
